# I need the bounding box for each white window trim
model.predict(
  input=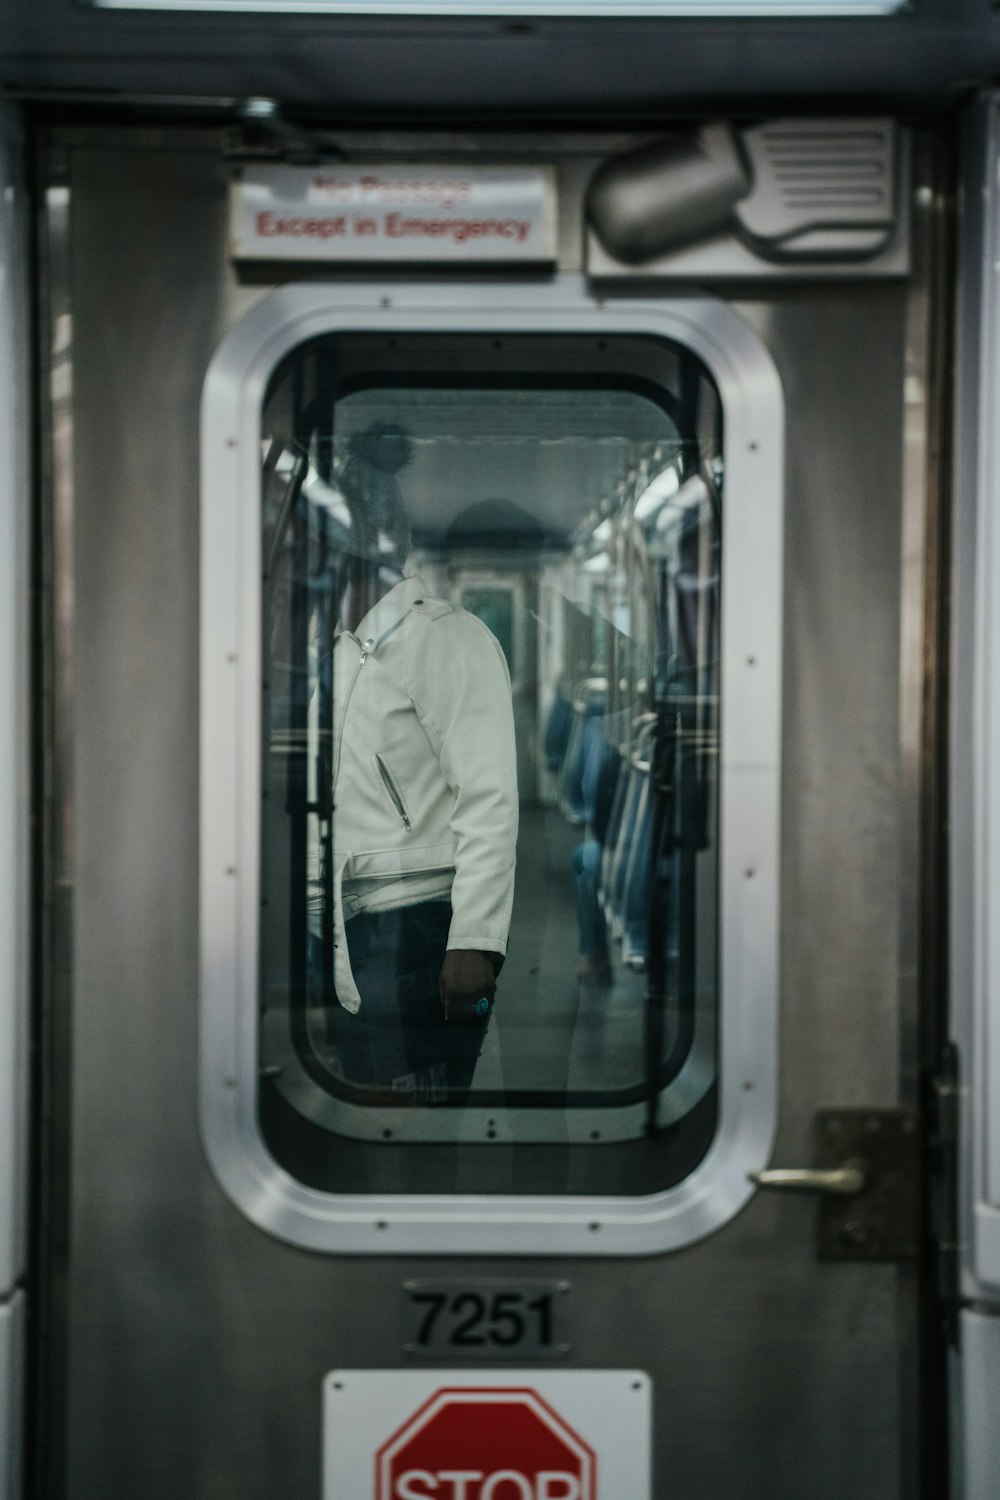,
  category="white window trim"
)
[199,274,784,1255]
